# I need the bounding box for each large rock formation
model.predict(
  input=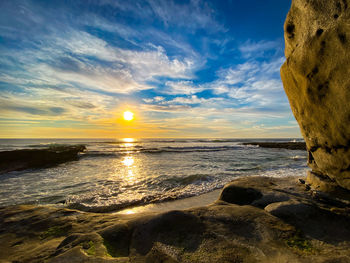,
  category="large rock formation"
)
[281,0,350,193]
